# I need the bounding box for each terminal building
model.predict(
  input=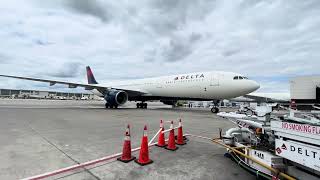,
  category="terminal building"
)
[0,88,96,100]
[290,76,320,104]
